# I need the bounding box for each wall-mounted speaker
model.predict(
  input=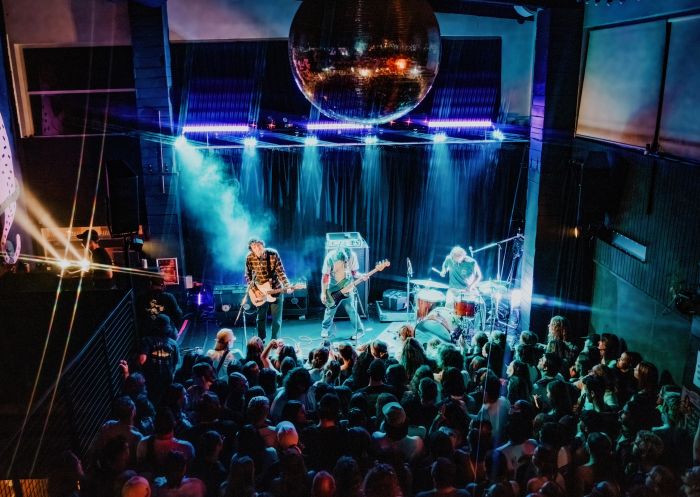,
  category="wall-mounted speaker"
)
[106,159,140,235]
